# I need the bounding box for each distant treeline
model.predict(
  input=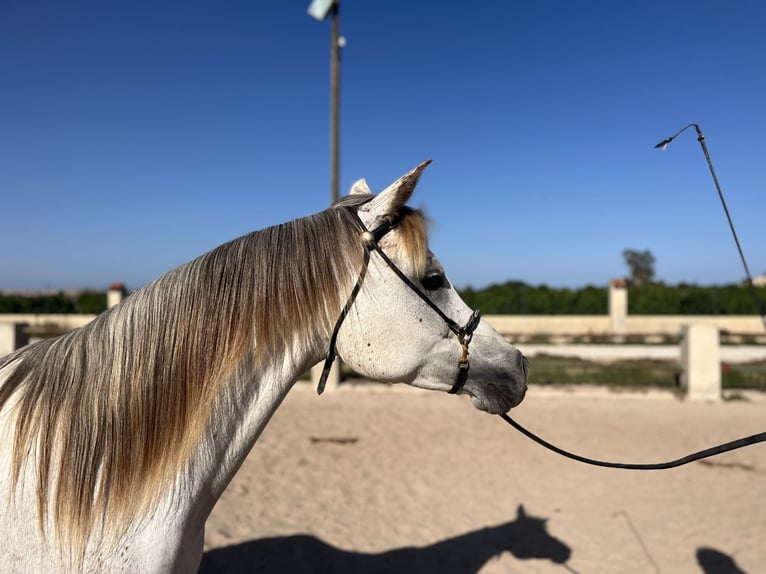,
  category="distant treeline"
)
[458,281,766,315]
[0,291,107,314]
[2,283,764,316]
